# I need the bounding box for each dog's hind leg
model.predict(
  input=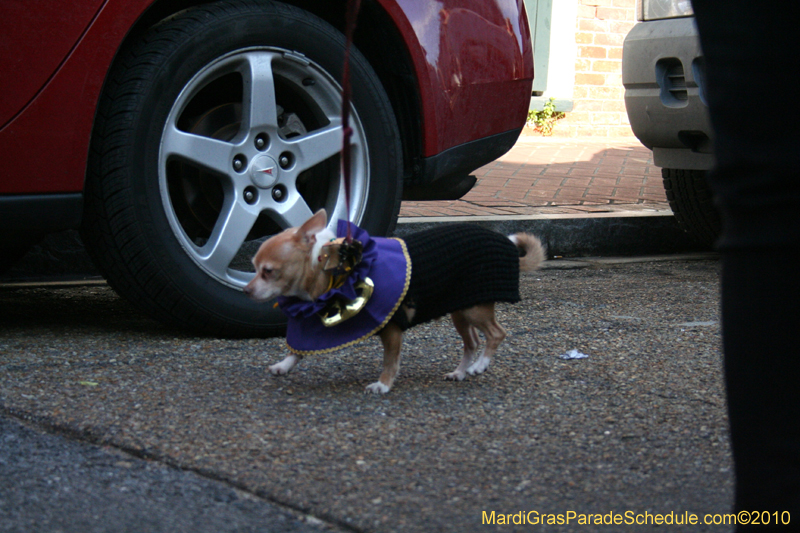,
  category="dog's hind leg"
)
[444,310,481,381]
[366,322,403,394]
[463,303,506,376]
